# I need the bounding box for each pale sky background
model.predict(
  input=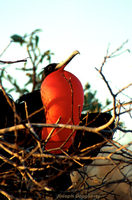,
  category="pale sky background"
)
[0,0,132,144]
